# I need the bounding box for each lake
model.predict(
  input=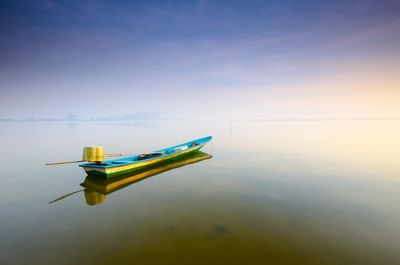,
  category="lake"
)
[1,120,399,265]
